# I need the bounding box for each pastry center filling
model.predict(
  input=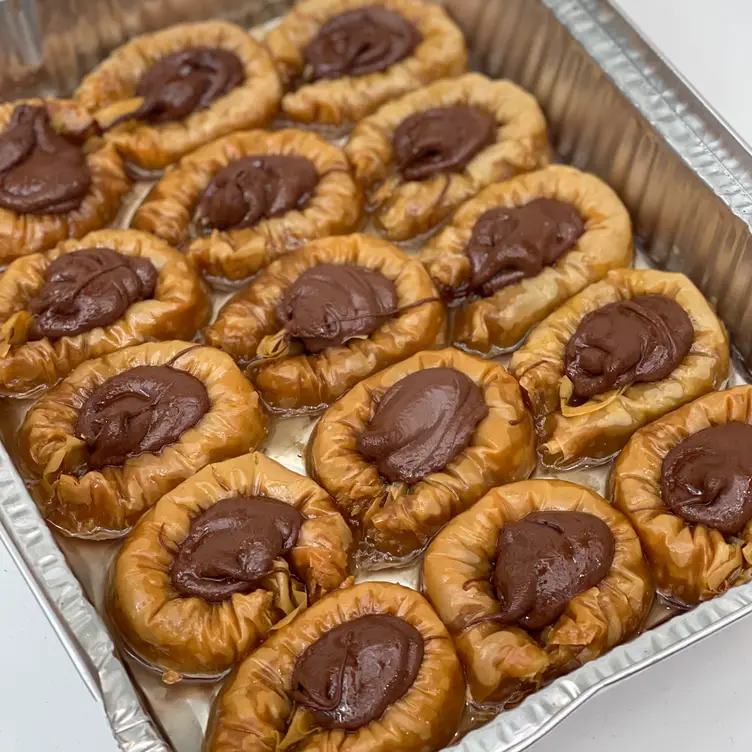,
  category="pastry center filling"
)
[276,263,398,353]
[75,365,209,470]
[493,511,615,630]
[170,496,303,602]
[27,248,158,341]
[661,423,752,535]
[564,294,694,404]
[291,614,424,730]
[304,6,421,81]
[194,155,318,232]
[465,199,584,298]
[392,105,497,182]
[356,367,488,485]
[0,104,92,215]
